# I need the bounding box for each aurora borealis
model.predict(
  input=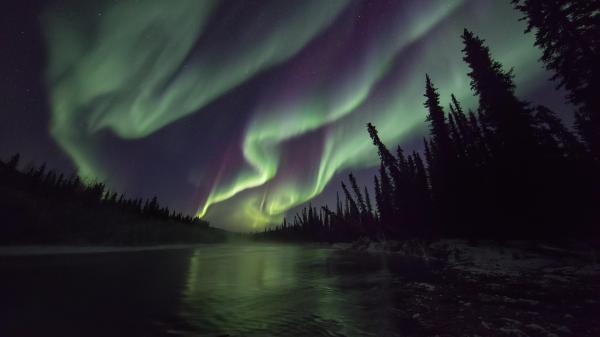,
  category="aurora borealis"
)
[3,0,566,231]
